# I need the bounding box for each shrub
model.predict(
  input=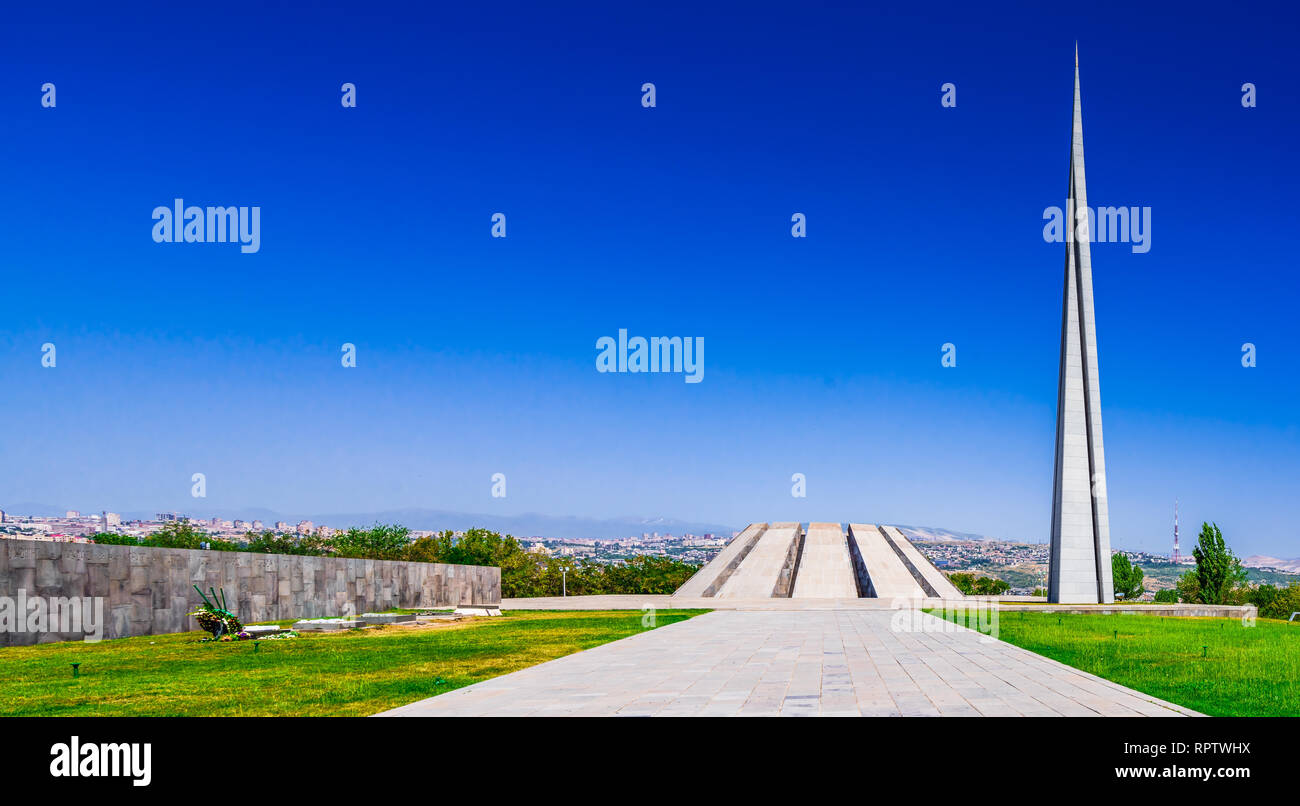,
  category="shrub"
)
[947,572,1010,596]
[1248,583,1300,620]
